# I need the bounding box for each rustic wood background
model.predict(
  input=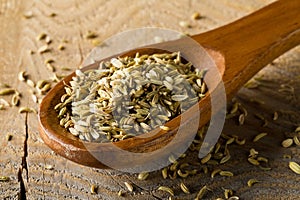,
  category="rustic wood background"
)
[1,0,299,199]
